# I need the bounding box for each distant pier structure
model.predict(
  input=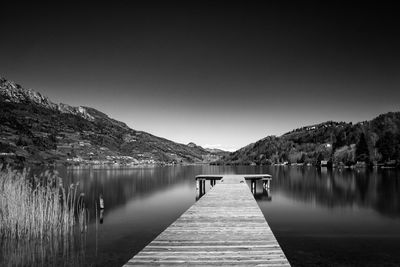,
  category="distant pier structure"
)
[195,174,272,199]
[124,174,290,266]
